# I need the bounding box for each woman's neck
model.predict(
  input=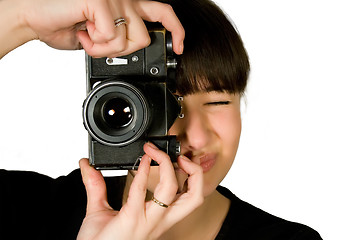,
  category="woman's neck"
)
[123,172,230,240]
